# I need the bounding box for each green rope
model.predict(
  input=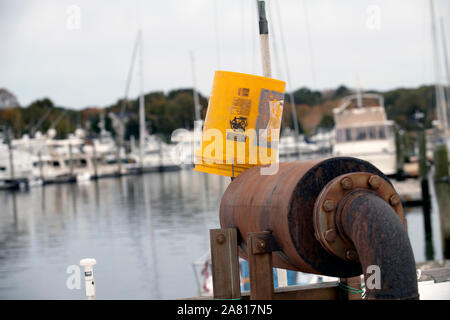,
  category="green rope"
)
[338,282,366,298]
